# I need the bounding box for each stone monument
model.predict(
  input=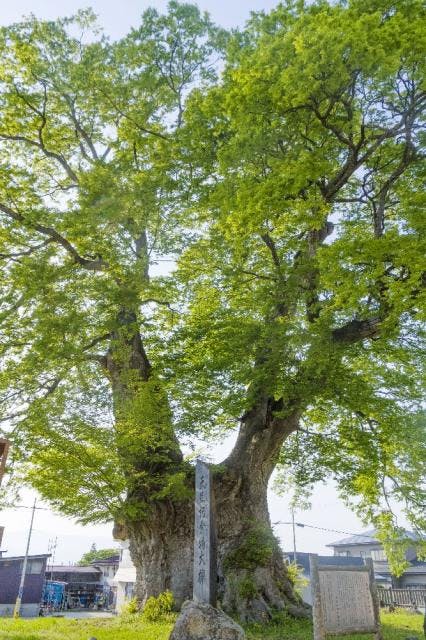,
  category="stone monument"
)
[193,459,216,606]
[310,554,382,640]
[169,459,245,640]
